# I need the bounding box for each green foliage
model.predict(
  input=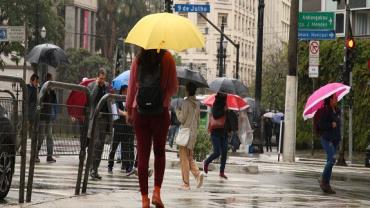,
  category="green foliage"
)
[193,128,212,162]
[173,53,182,66]
[296,39,370,150]
[57,48,112,83]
